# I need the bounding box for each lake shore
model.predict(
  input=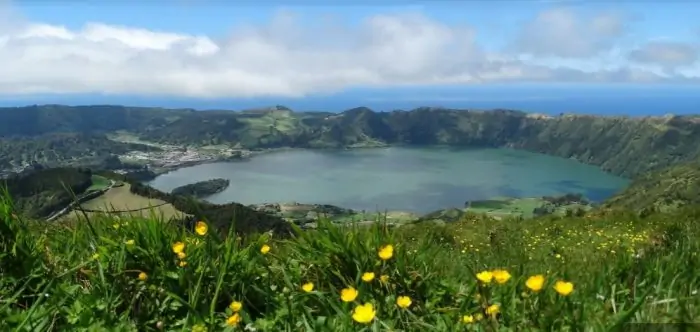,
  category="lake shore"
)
[146,147,624,215]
